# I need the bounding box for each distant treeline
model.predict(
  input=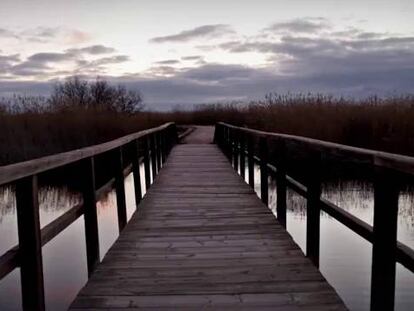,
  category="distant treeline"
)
[1,77,414,165]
